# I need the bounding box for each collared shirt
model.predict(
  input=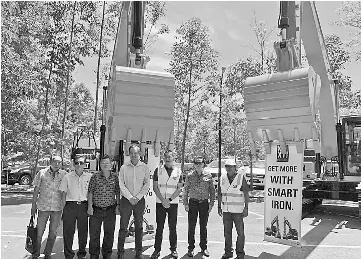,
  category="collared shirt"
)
[118,160,150,201]
[183,170,216,206]
[32,167,67,211]
[88,171,120,207]
[59,170,92,201]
